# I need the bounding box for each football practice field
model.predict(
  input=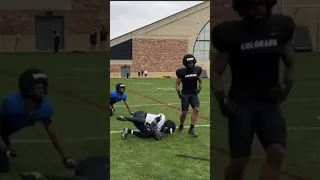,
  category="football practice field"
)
[110,78,211,180]
[0,53,108,180]
[0,52,319,180]
[211,52,320,180]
